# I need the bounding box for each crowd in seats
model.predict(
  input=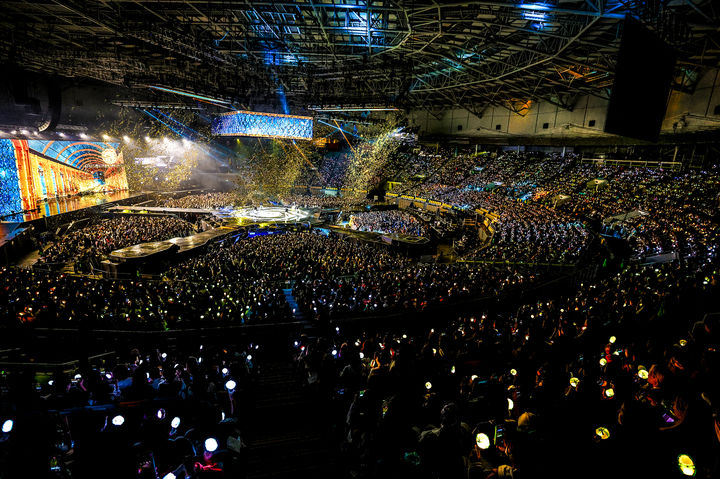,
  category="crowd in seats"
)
[165,239,293,323]
[0,341,254,478]
[0,266,279,328]
[393,150,719,262]
[280,193,366,208]
[1,146,720,478]
[160,192,242,209]
[349,210,429,236]
[37,215,195,270]
[294,259,719,478]
[555,166,720,259]
[464,204,590,264]
[319,153,352,188]
[0,229,537,328]
[168,231,537,318]
[280,232,535,317]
